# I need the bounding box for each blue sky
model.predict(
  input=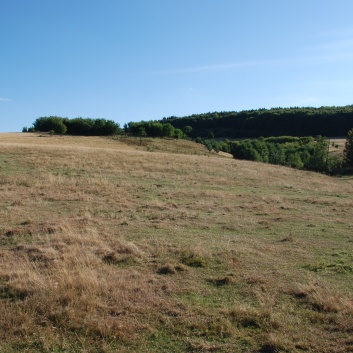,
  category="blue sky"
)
[1,0,353,132]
